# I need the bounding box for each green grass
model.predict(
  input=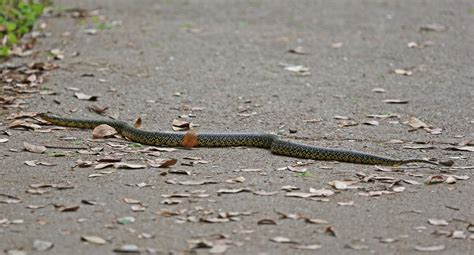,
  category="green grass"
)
[0,0,49,58]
